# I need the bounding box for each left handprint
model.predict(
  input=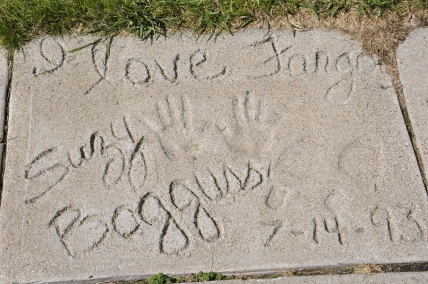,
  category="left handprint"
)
[144,95,209,161]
